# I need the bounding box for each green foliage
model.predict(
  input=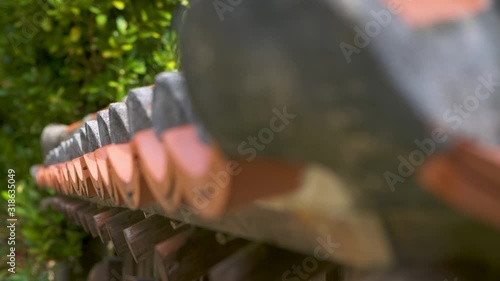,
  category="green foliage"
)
[1,182,85,280]
[0,0,185,279]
